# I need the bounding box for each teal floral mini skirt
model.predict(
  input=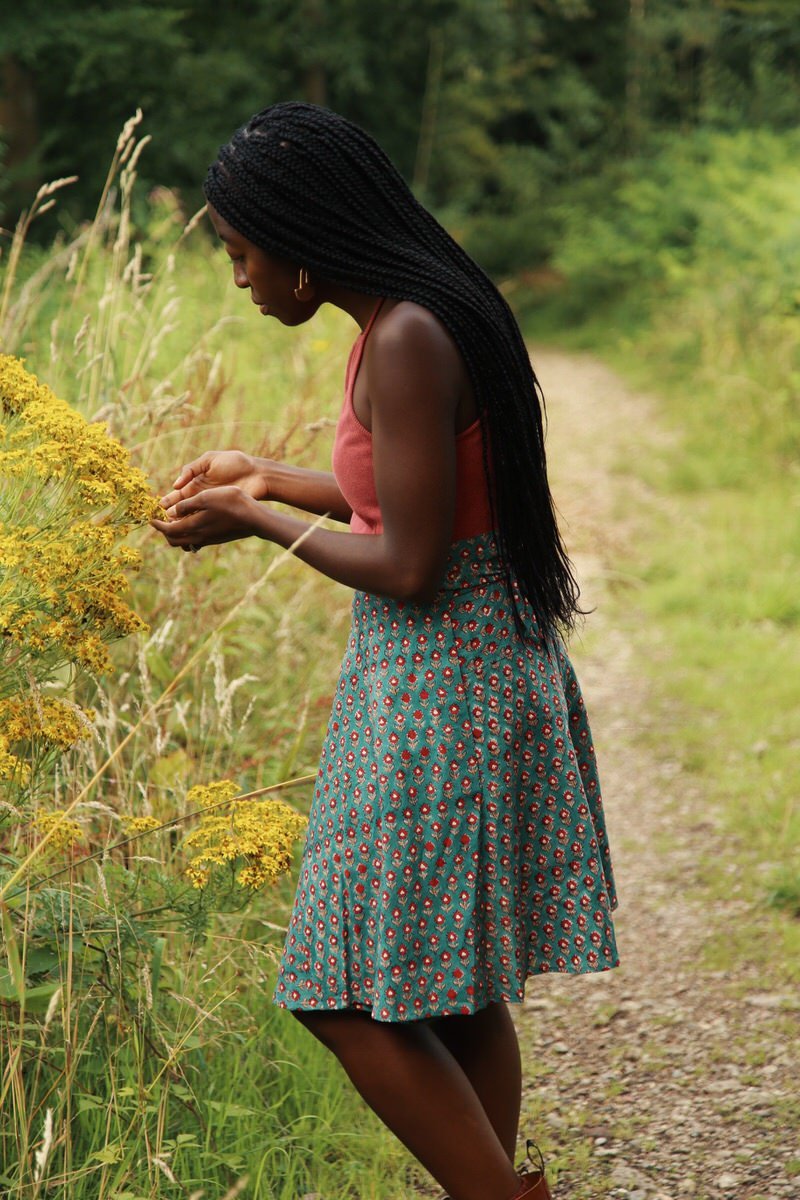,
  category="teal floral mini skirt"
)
[272,532,619,1022]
